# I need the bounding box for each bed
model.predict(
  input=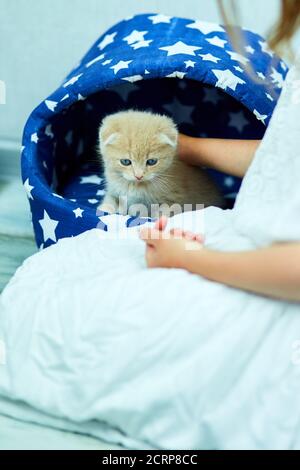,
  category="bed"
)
[21,13,287,249]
